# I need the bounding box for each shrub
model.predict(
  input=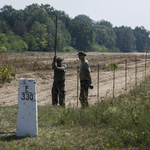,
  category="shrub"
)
[63,46,77,52]
[105,62,119,70]
[0,65,15,83]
